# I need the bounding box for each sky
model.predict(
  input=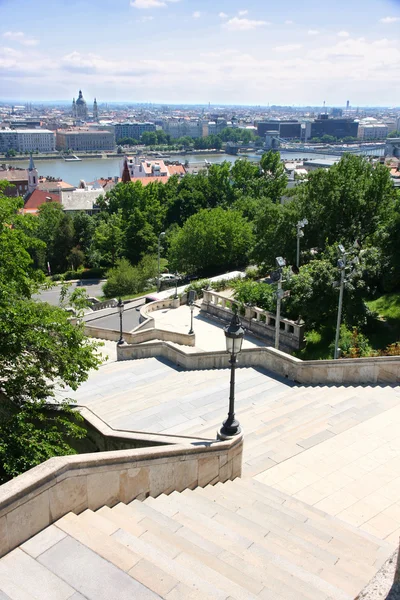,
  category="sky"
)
[0,0,399,105]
